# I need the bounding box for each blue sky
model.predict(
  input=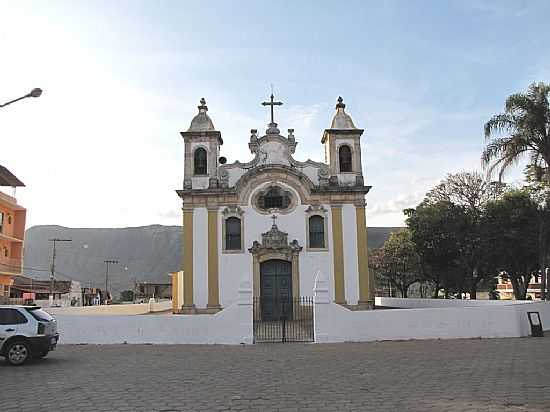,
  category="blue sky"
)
[1,0,549,228]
